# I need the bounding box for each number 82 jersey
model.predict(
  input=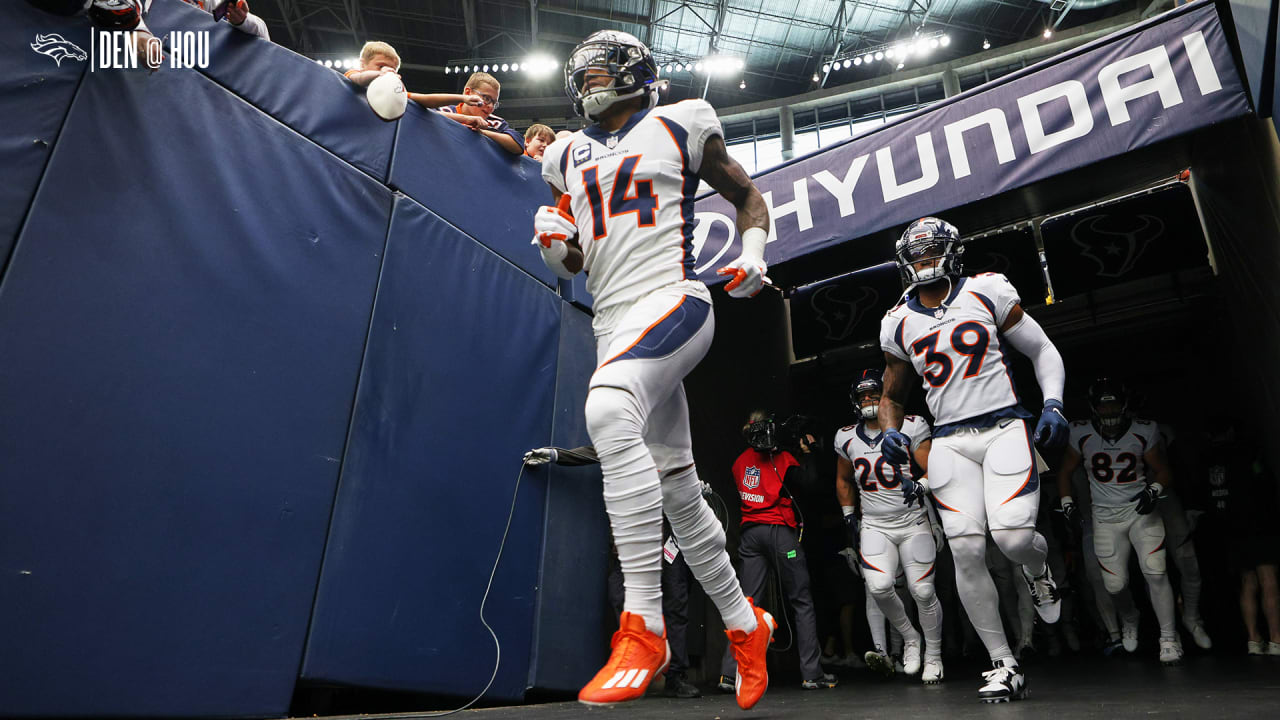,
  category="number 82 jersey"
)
[879,273,1023,429]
